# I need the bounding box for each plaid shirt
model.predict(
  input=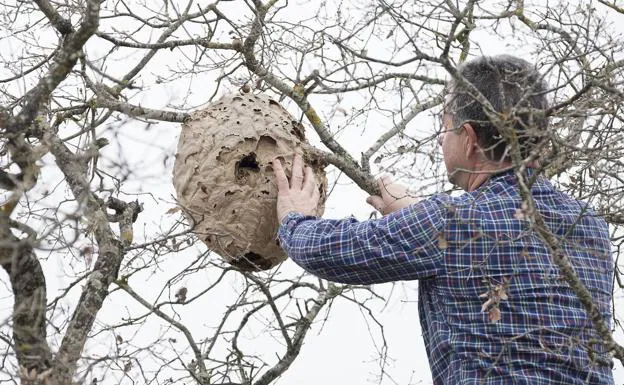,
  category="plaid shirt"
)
[278,170,615,385]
